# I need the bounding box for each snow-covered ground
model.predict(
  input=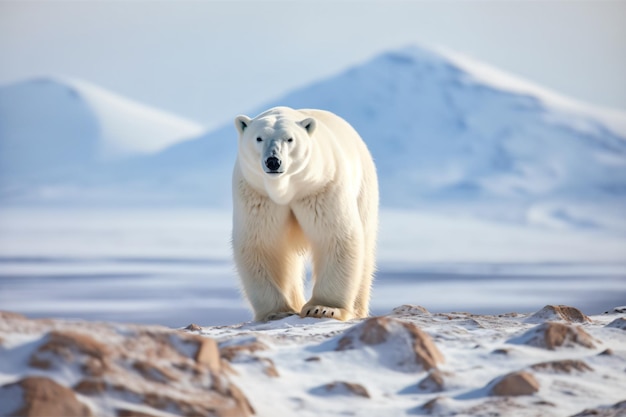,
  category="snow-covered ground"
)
[1,303,625,416]
[1,208,624,328]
